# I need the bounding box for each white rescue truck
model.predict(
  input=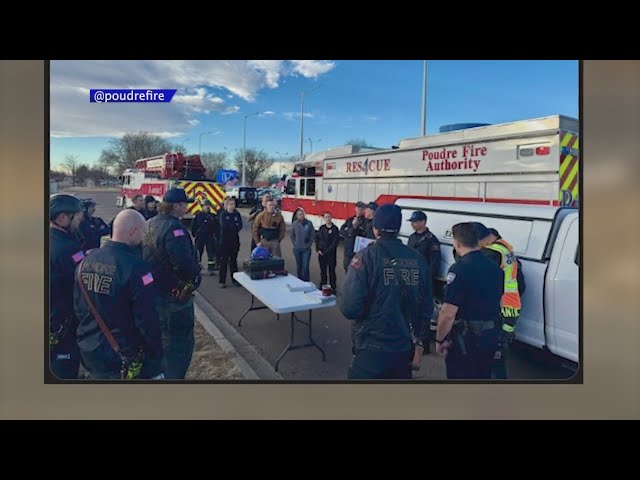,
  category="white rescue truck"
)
[282,115,579,229]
